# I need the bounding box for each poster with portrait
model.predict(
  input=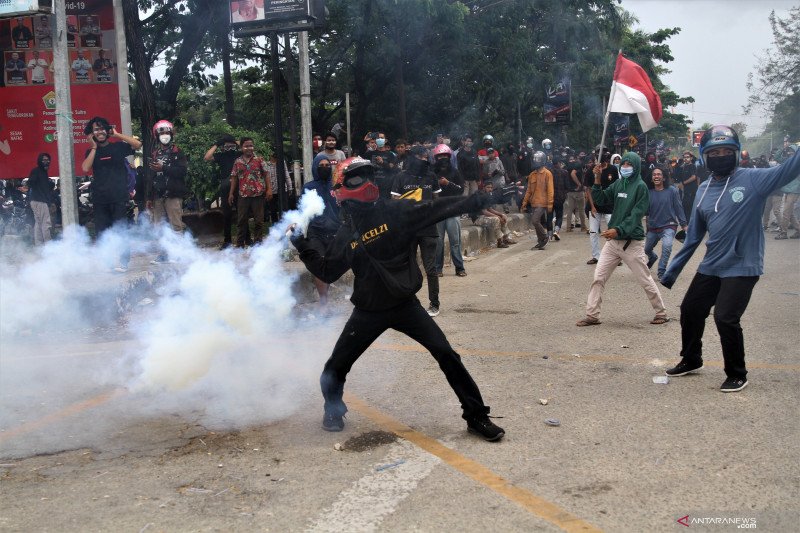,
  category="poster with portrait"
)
[0,0,123,179]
